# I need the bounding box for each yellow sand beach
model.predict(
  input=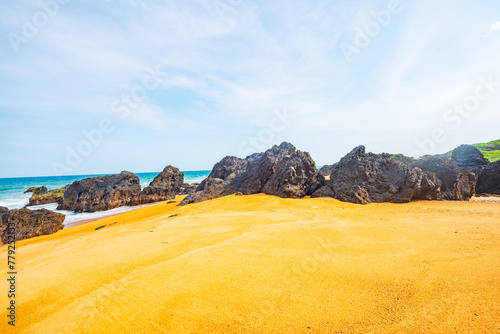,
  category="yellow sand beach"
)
[1,195,499,333]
